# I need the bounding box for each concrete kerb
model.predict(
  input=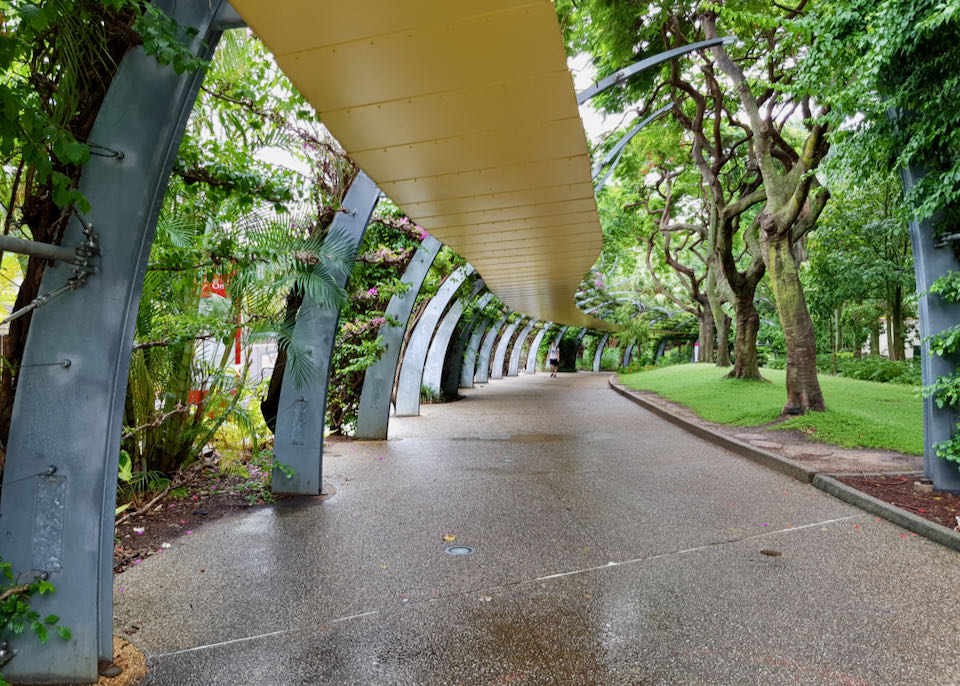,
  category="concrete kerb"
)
[813,474,960,554]
[608,375,960,554]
